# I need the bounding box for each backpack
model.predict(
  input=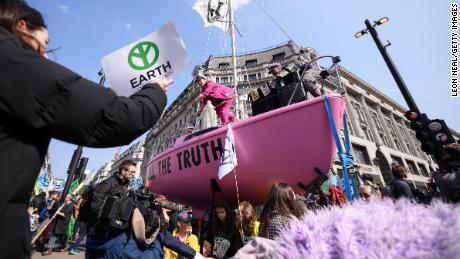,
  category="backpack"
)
[99,191,135,231]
